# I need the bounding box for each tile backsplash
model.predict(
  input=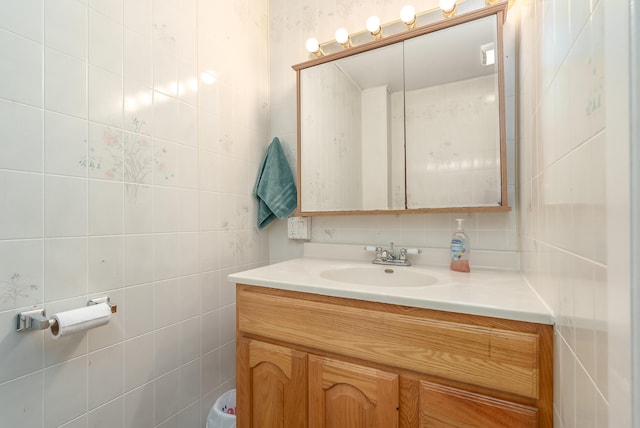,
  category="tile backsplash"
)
[0,0,269,427]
